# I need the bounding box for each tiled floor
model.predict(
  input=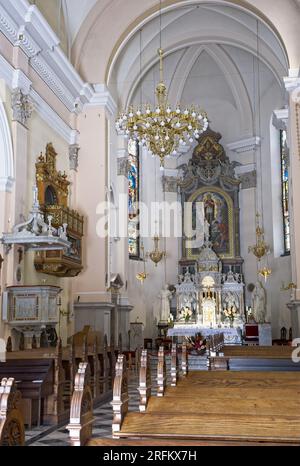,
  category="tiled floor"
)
[28,374,142,446]
[27,355,206,446]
